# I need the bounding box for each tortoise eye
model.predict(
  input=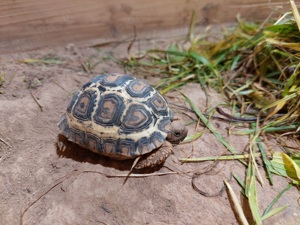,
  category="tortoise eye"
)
[174,131,181,137]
